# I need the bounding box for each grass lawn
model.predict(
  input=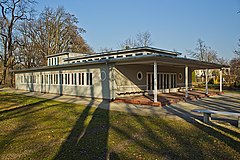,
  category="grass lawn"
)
[0,92,240,160]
